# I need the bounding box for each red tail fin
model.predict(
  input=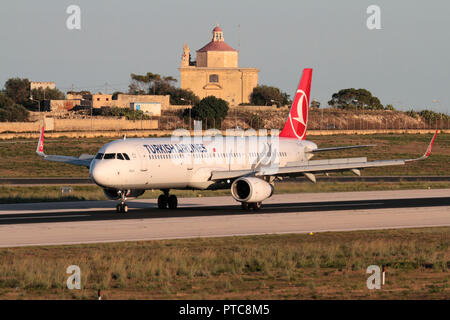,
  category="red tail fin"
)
[279,68,313,140]
[36,126,45,155]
